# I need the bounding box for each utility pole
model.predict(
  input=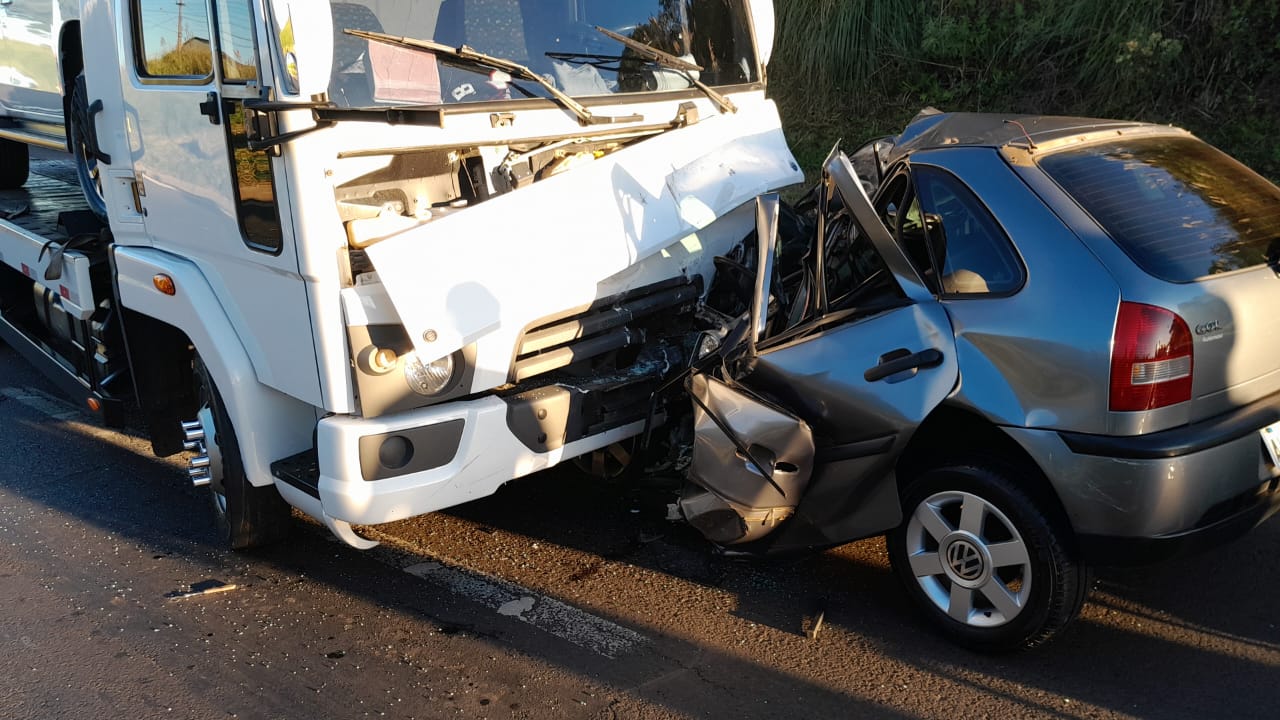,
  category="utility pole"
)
[176,0,185,48]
